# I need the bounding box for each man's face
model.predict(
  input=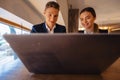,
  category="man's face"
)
[44,7,59,28]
